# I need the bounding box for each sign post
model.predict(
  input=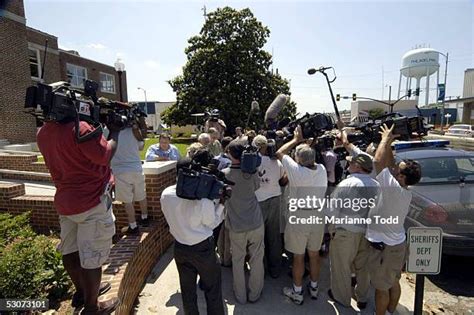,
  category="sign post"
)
[407,227,443,315]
